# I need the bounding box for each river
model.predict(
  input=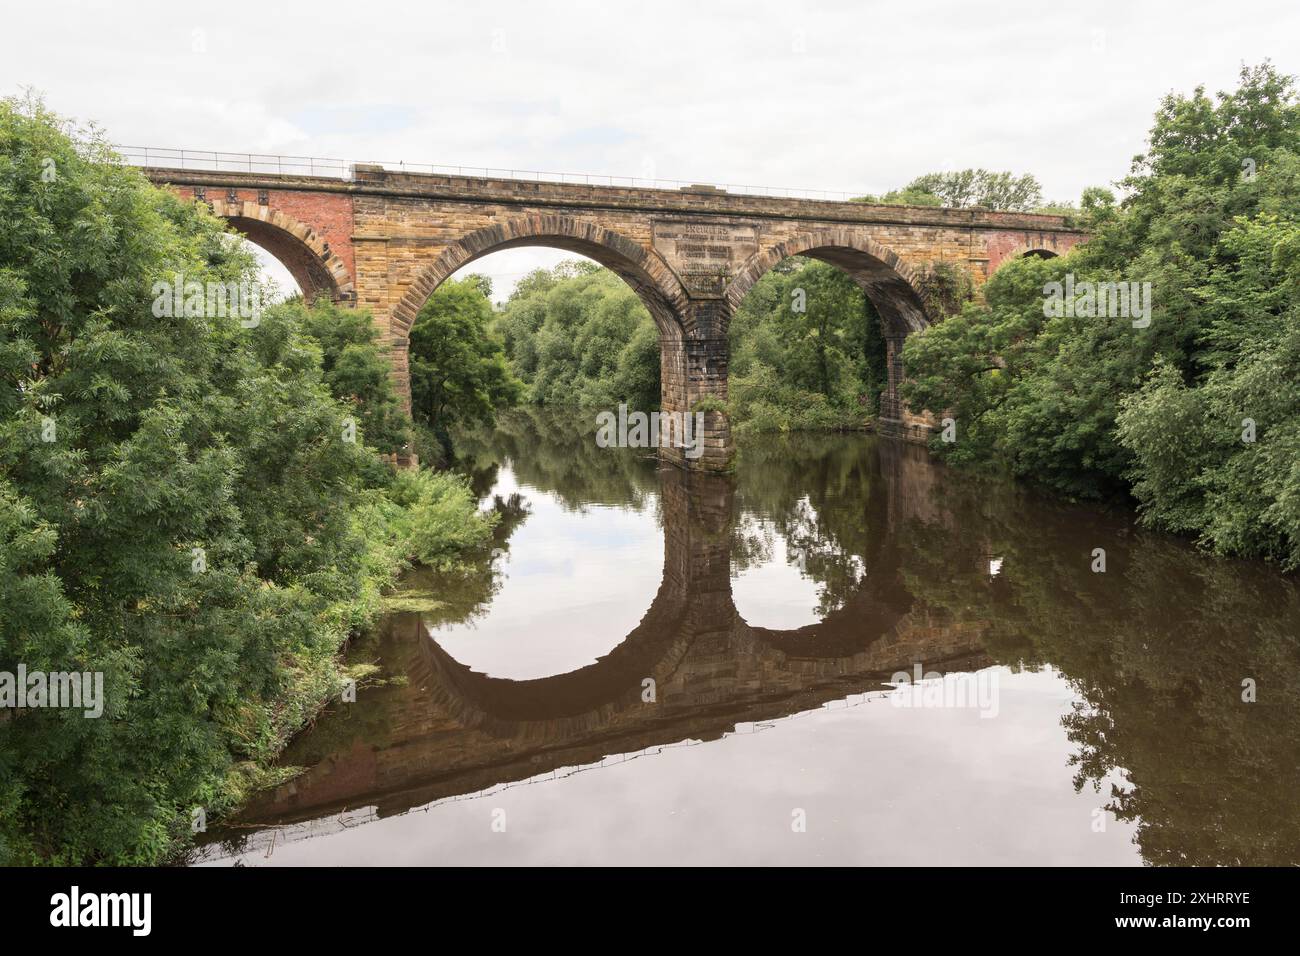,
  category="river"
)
[194,408,1300,866]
